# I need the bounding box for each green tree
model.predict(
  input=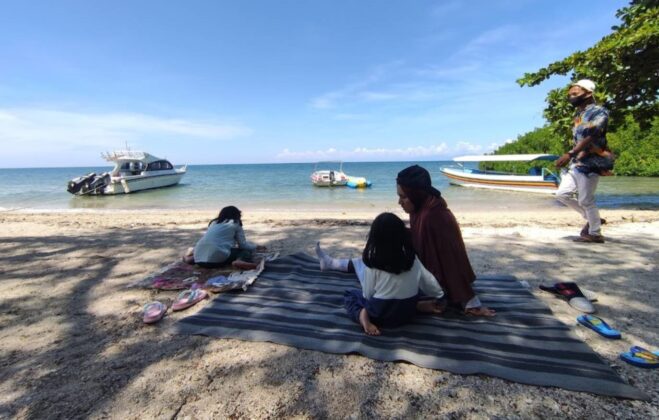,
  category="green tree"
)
[607,116,659,176]
[517,0,659,142]
[490,116,659,176]
[509,0,659,176]
[482,126,563,174]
